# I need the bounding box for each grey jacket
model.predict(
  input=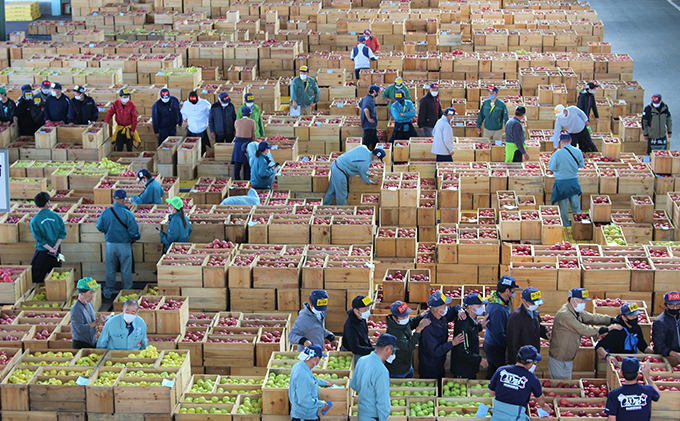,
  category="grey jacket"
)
[642,102,673,139]
[288,302,336,351]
